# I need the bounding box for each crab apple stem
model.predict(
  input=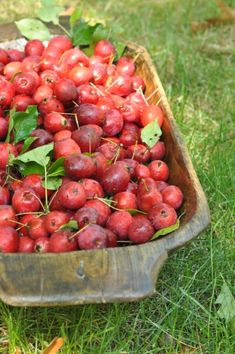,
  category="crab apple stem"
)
[10,71,22,83]
[48,188,60,208]
[132,52,141,63]
[57,22,71,38]
[15,211,44,217]
[95,197,120,211]
[53,111,77,116]
[43,163,49,213]
[179,210,186,219]
[146,87,160,101]
[109,54,115,65]
[142,178,149,192]
[156,96,163,106]
[100,137,118,146]
[112,146,121,164]
[131,140,138,160]
[9,219,26,228]
[106,78,120,91]
[89,82,105,97]
[72,100,79,107]
[136,86,148,106]
[69,223,91,240]
[95,197,146,215]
